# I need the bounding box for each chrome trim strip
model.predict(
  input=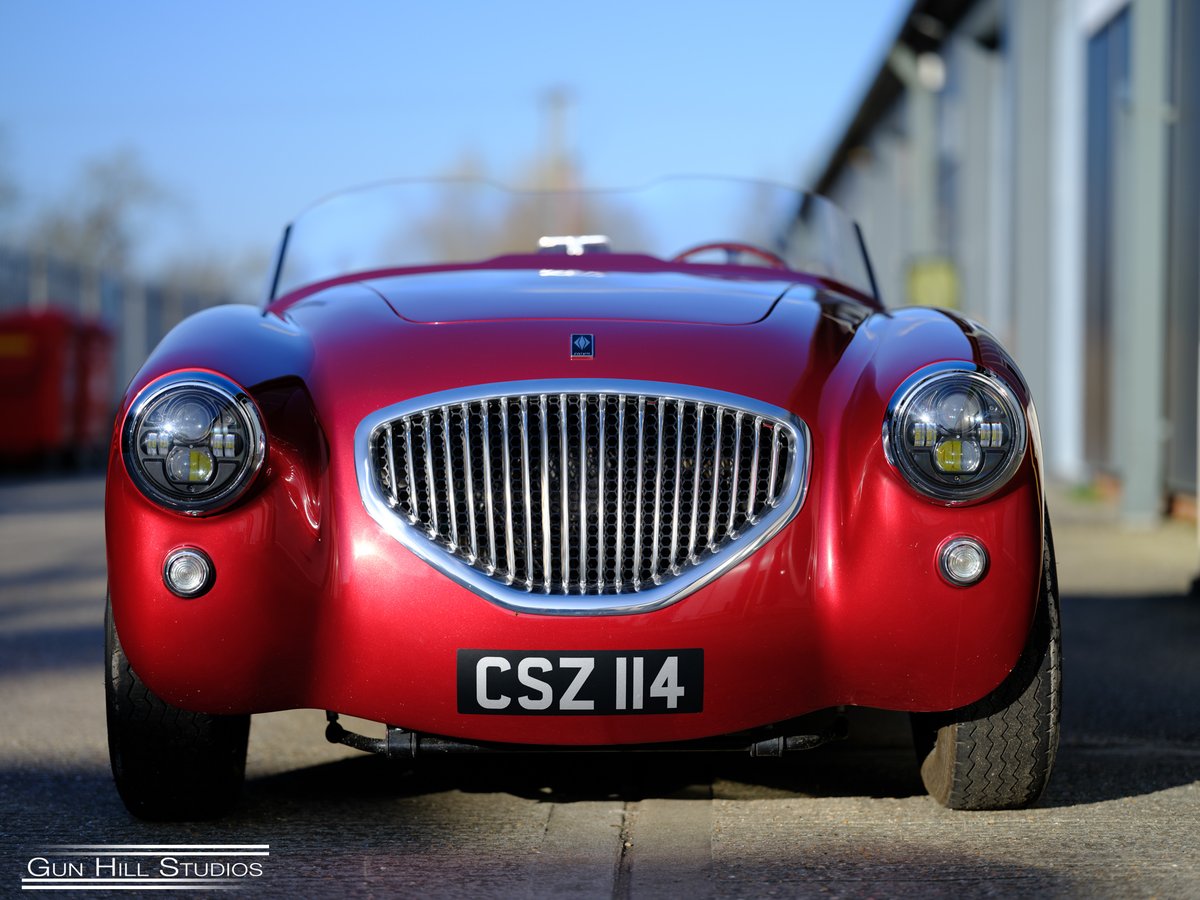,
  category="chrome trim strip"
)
[520,395,534,591]
[650,400,665,584]
[614,395,626,592]
[500,400,515,585]
[596,394,607,593]
[747,415,763,524]
[382,423,398,508]
[355,379,811,616]
[768,425,781,505]
[481,404,496,575]
[632,396,646,590]
[559,393,570,593]
[539,394,552,594]
[422,411,438,539]
[668,399,684,574]
[578,397,587,594]
[403,418,418,525]
[460,402,478,564]
[442,405,458,552]
[687,403,704,563]
[727,411,743,540]
[707,408,724,551]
